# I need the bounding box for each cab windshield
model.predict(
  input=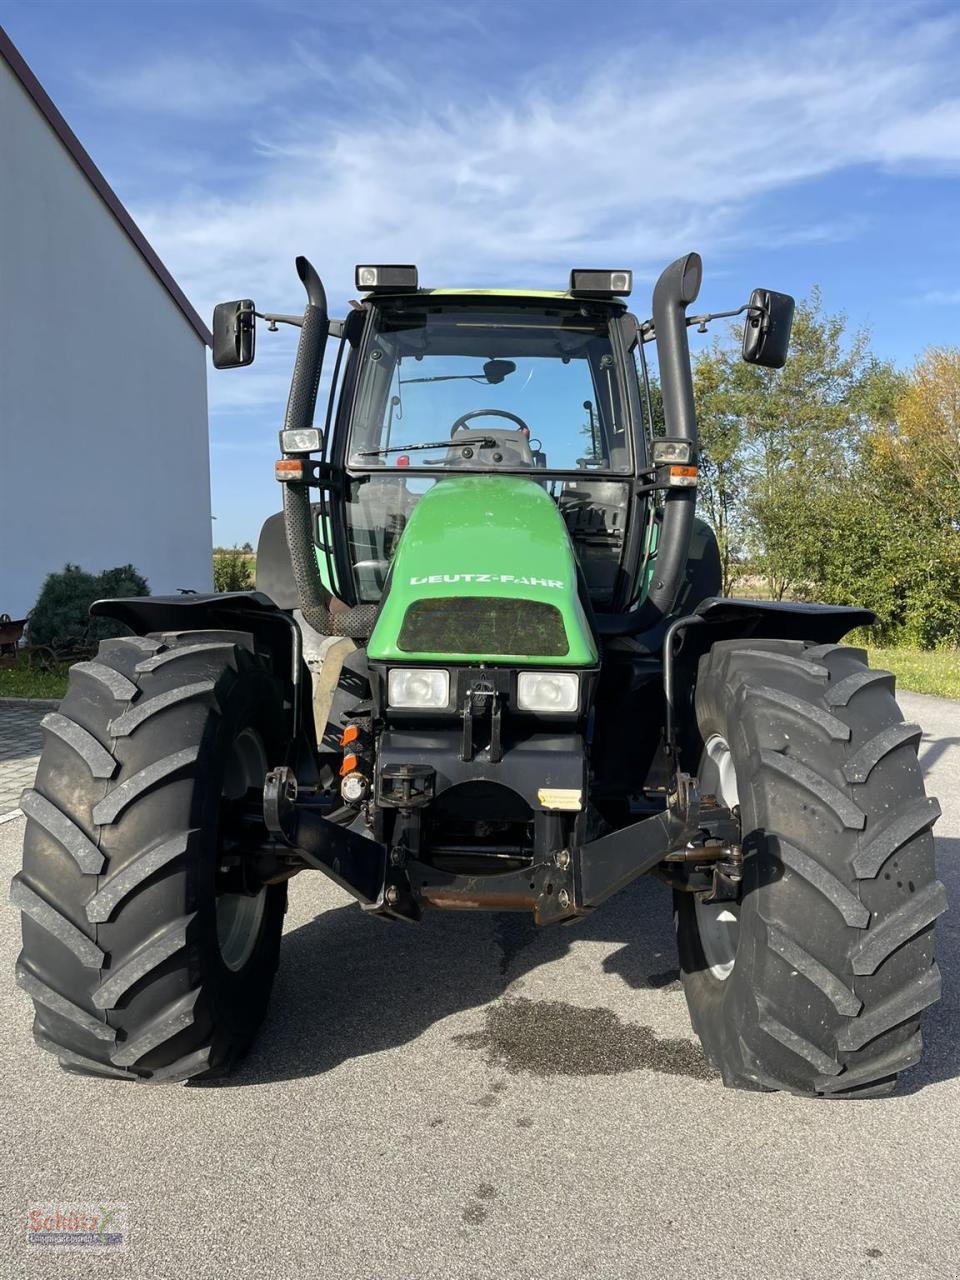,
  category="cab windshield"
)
[346,300,632,473]
[336,299,638,611]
